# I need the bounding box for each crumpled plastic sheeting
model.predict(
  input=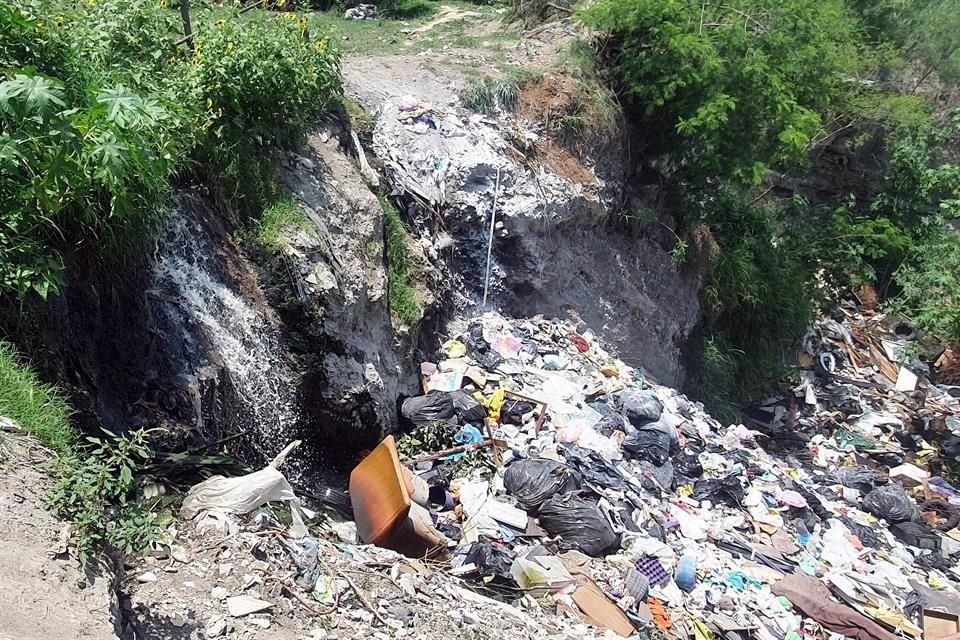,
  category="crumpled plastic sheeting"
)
[180,466,297,520]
